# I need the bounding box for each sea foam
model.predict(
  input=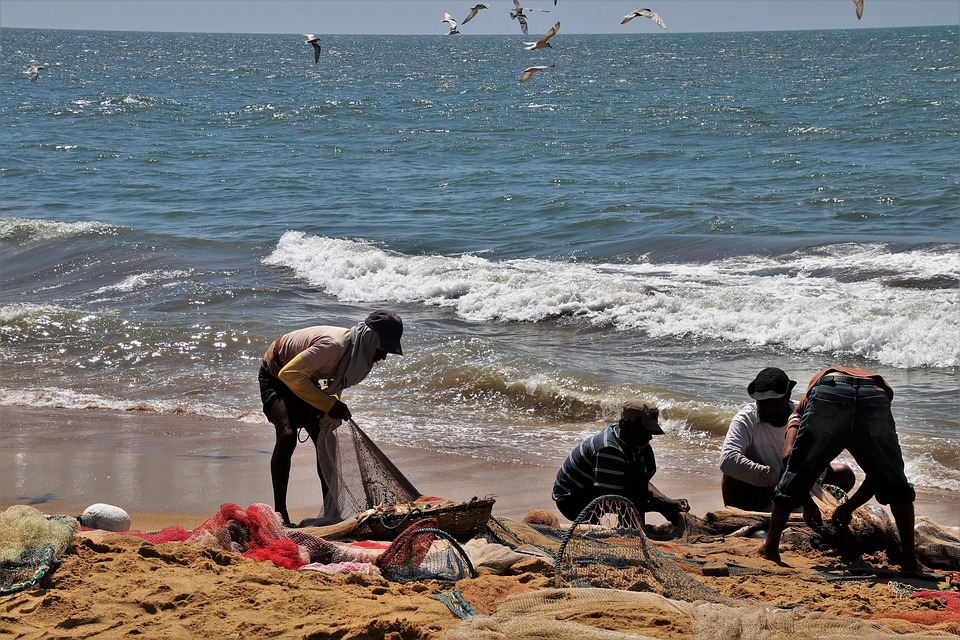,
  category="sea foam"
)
[265,232,959,369]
